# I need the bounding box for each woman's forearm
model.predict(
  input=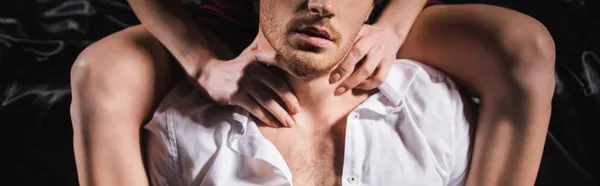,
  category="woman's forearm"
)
[466,92,552,186]
[128,0,215,74]
[374,0,428,41]
[386,3,554,185]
